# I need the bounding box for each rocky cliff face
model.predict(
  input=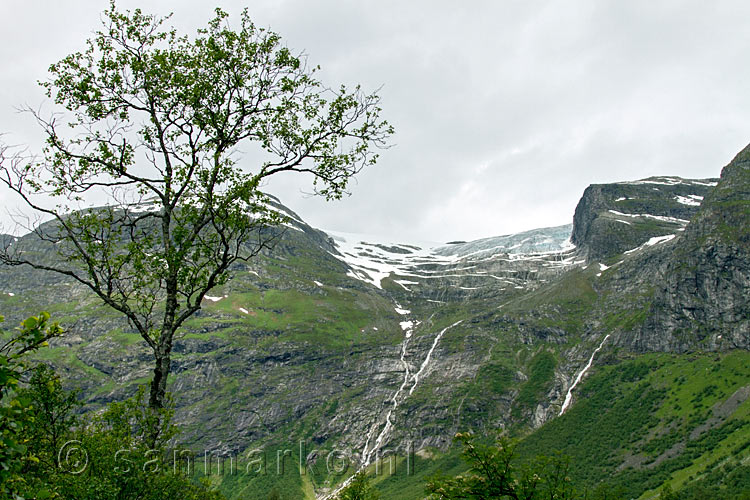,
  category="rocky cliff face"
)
[2,155,749,498]
[571,176,716,260]
[634,144,750,352]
